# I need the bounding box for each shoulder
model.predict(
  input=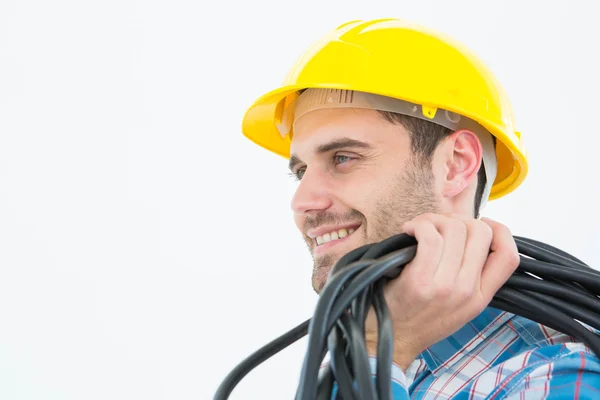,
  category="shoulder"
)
[474,336,600,399]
